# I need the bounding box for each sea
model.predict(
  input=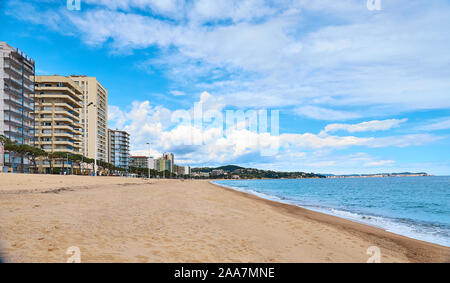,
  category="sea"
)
[213,177,450,247]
